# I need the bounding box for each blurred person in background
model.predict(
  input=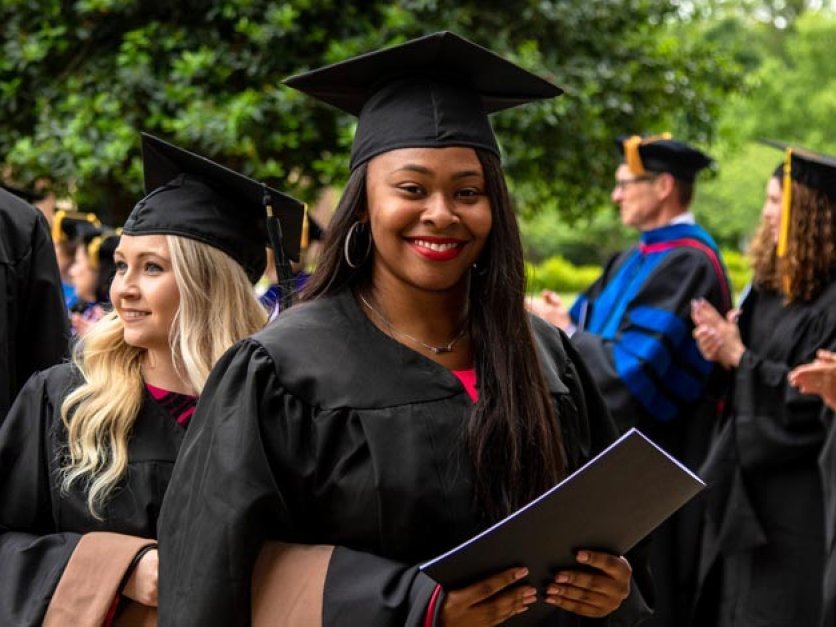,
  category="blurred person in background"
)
[68,228,121,336]
[528,134,731,627]
[691,145,836,626]
[0,184,69,424]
